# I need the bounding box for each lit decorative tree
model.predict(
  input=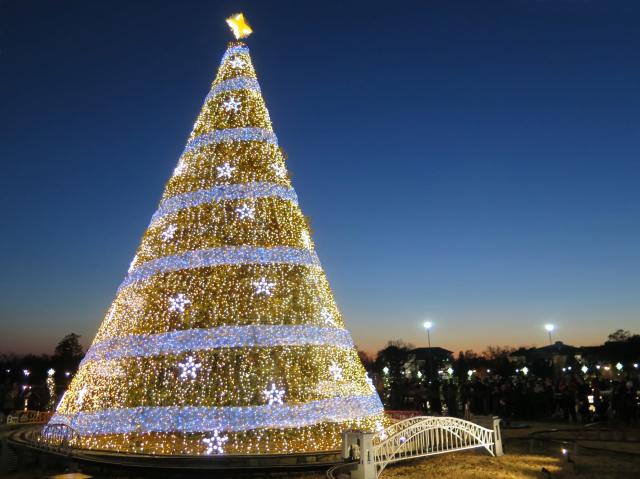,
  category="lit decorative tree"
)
[46,368,57,411]
[50,14,384,455]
